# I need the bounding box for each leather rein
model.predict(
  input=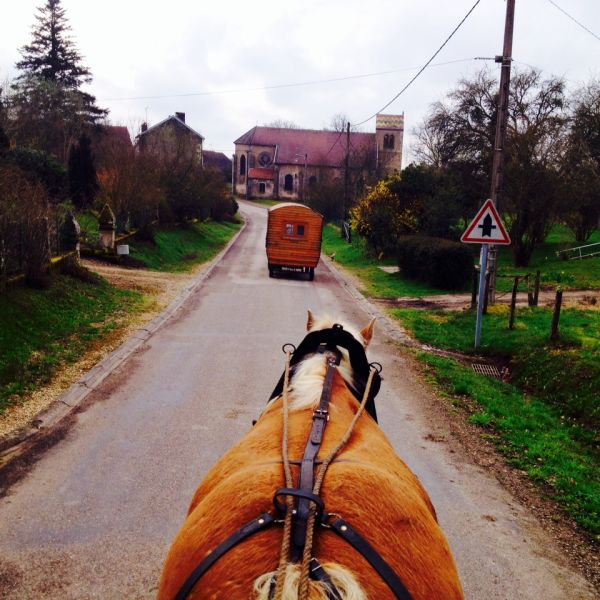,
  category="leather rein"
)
[174,325,413,600]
